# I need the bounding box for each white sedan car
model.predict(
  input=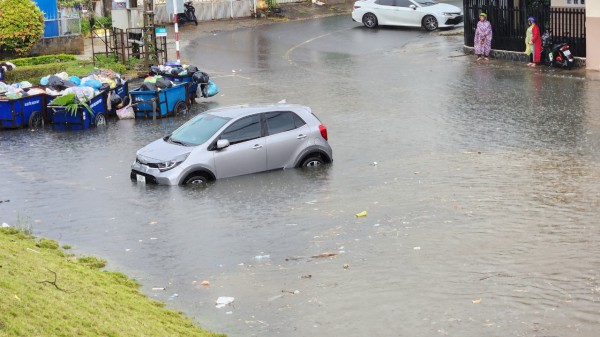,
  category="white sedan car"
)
[352,0,463,31]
